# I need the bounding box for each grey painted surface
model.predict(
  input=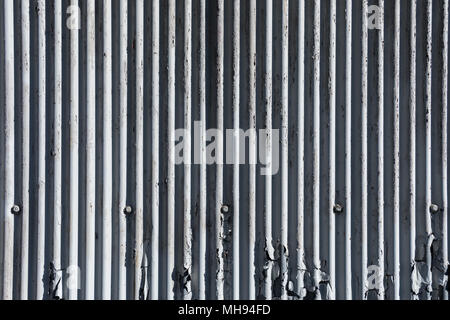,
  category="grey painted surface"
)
[0,0,449,300]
